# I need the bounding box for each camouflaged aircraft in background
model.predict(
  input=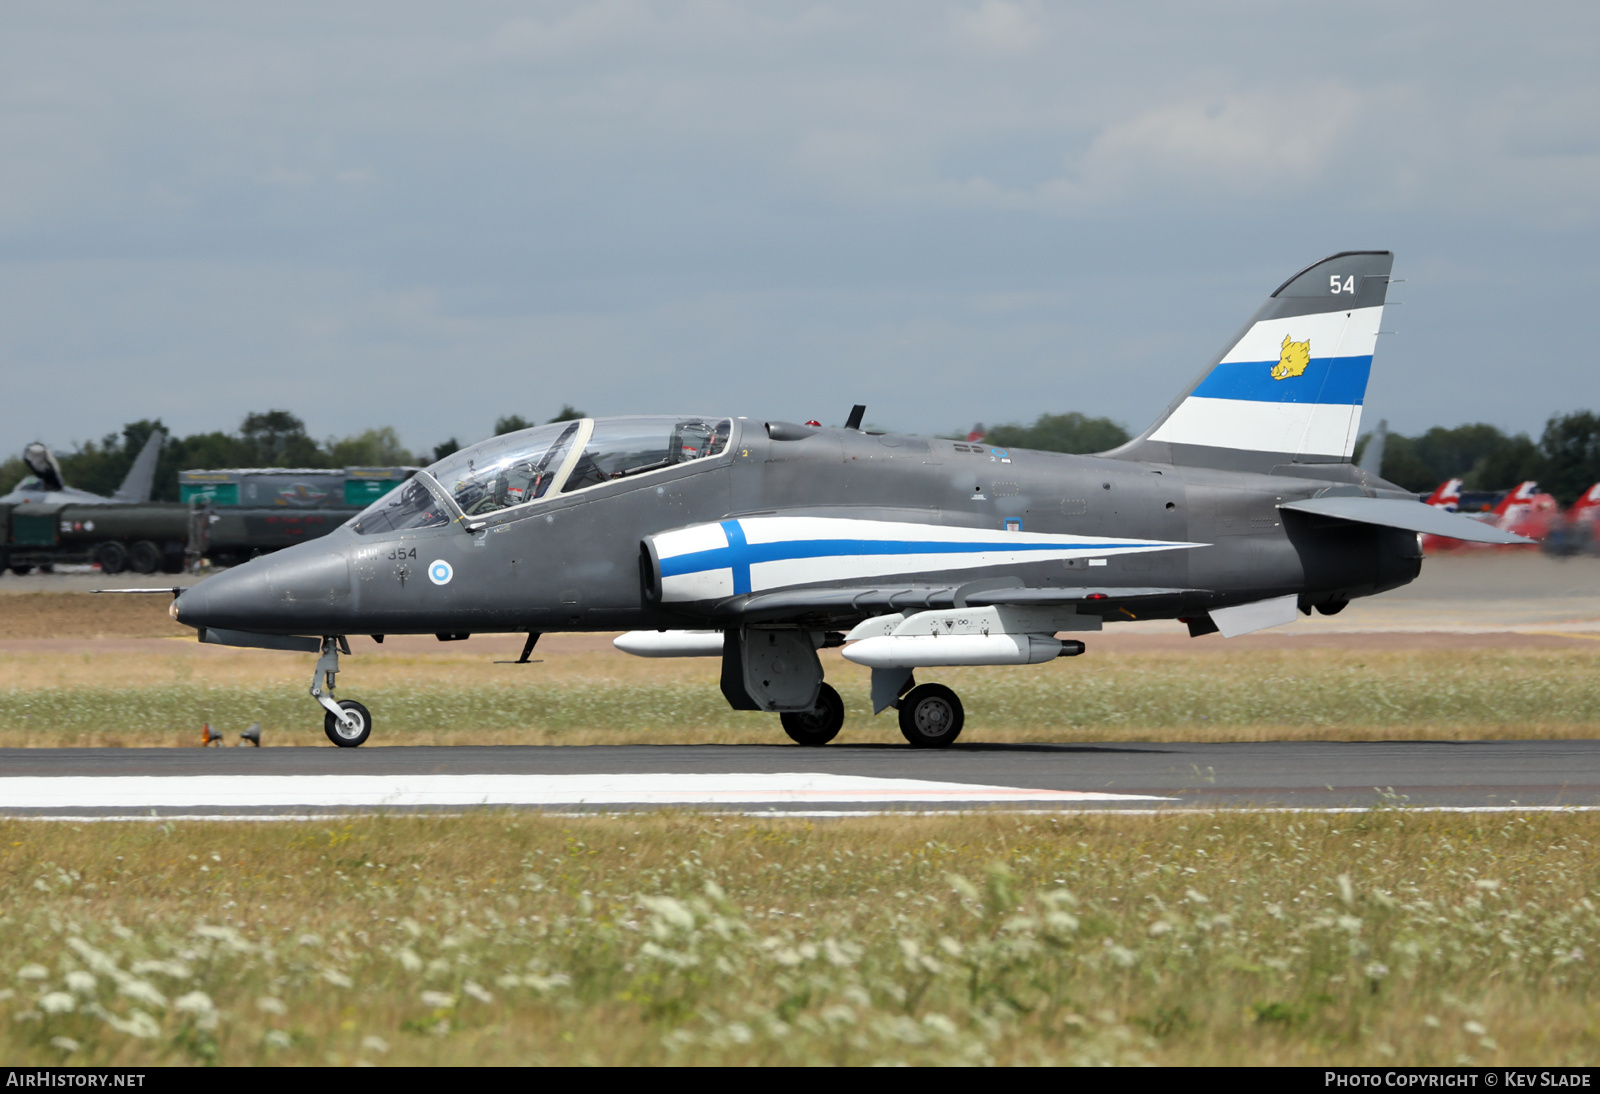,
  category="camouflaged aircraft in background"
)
[168,251,1525,748]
